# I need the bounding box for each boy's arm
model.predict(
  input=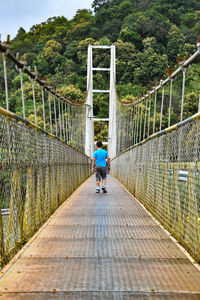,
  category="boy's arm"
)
[106,156,111,170]
[91,157,96,173]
